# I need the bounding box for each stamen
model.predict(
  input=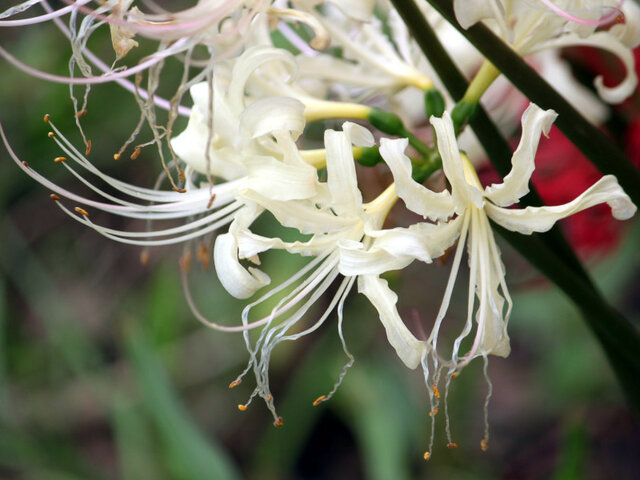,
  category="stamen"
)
[74,206,89,217]
[423,451,431,461]
[446,442,458,449]
[197,242,210,270]
[140,249,150,266]
[481,439,488,451]
[429,408,439,417]
[113,153,121,160]
[432,385,441,400]
[48,132,55,138]
[312,395,326,406]
[130,147,141,160]
[273,416,284,427]
[50,194,60,201]
[229,378,242,389]
[44,113,50,123]
[76,109,87,119]
[237,404,248,411]
[54,156,67,163]
[85,139,92,156]
[22,161,28,167]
